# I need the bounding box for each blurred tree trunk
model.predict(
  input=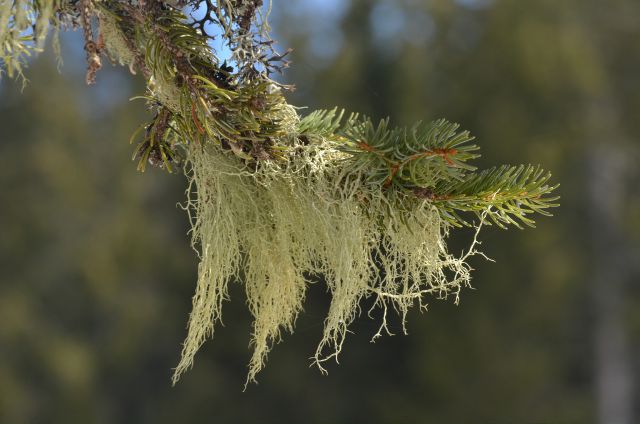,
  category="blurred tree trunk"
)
[587,100,634,424]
